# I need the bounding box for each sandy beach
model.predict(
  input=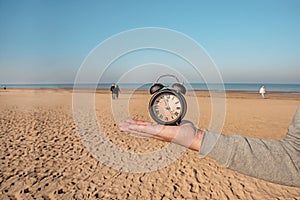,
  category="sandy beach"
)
[1,88,300,199]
